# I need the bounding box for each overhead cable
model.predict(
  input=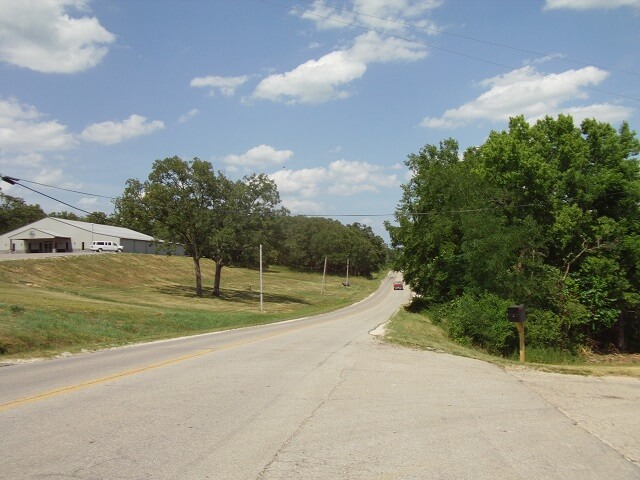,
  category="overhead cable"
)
[1,176,93,214]
[256,0,640,103]
[295,0,639,77]
[15,177,116,199]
